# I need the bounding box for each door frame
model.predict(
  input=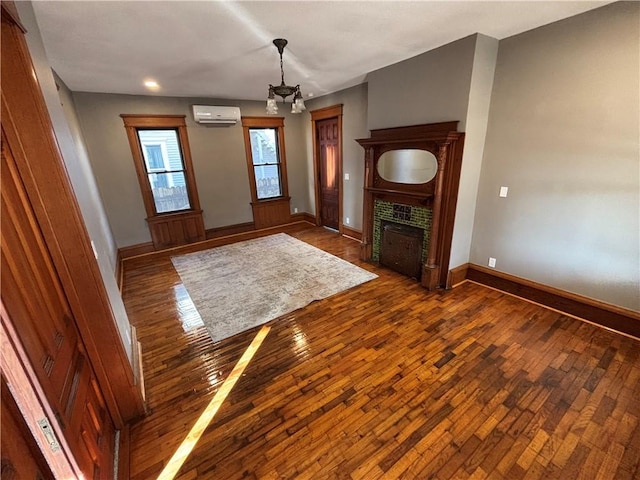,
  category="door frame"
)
[310,104,343,234]
[1,302,83,479]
